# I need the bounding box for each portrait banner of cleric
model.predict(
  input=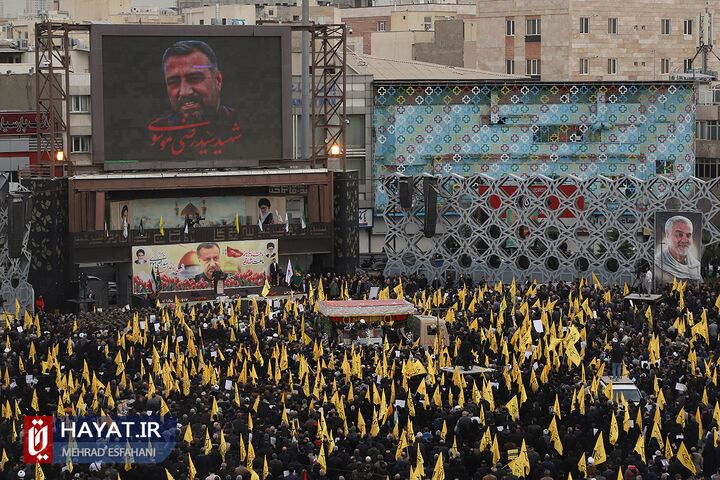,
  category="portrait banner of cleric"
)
[654,212,703,285]
[148,40,241,157]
